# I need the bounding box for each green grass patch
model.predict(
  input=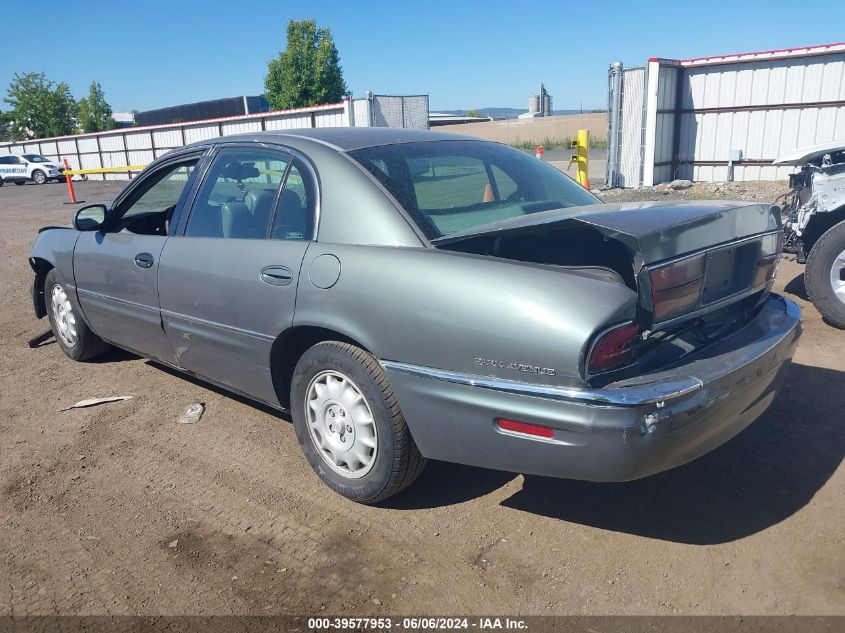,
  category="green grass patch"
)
[507,136,607,151]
